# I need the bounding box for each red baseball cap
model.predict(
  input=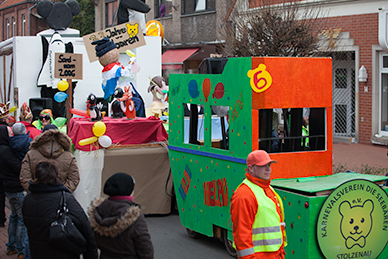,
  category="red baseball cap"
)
[247,150,277,166]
